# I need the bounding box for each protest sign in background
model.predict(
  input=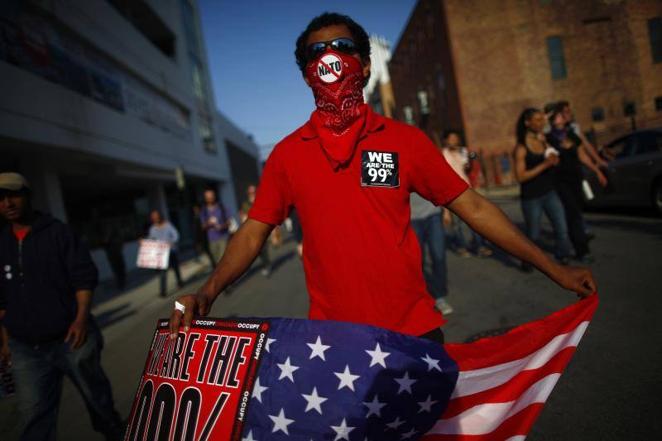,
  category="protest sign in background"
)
[136,240,171,270]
